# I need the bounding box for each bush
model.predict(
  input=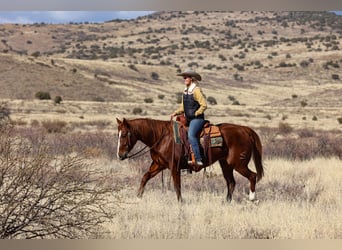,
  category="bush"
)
[300,60,310,68]
[42,120,67,133]
[35,91,51,100]
[278,122,293,134]
[144,98,153,103]
[300,100,308,107]
[332,74,340,80]
[207,96,217,105]
[128,64,138,71]
[151,72,159,80]
[54,96,62,104]
[0,103,10,121]
[31,51,40,57]
[338,118,342,124]
[133,107,143,115]
[0,124,115,238]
